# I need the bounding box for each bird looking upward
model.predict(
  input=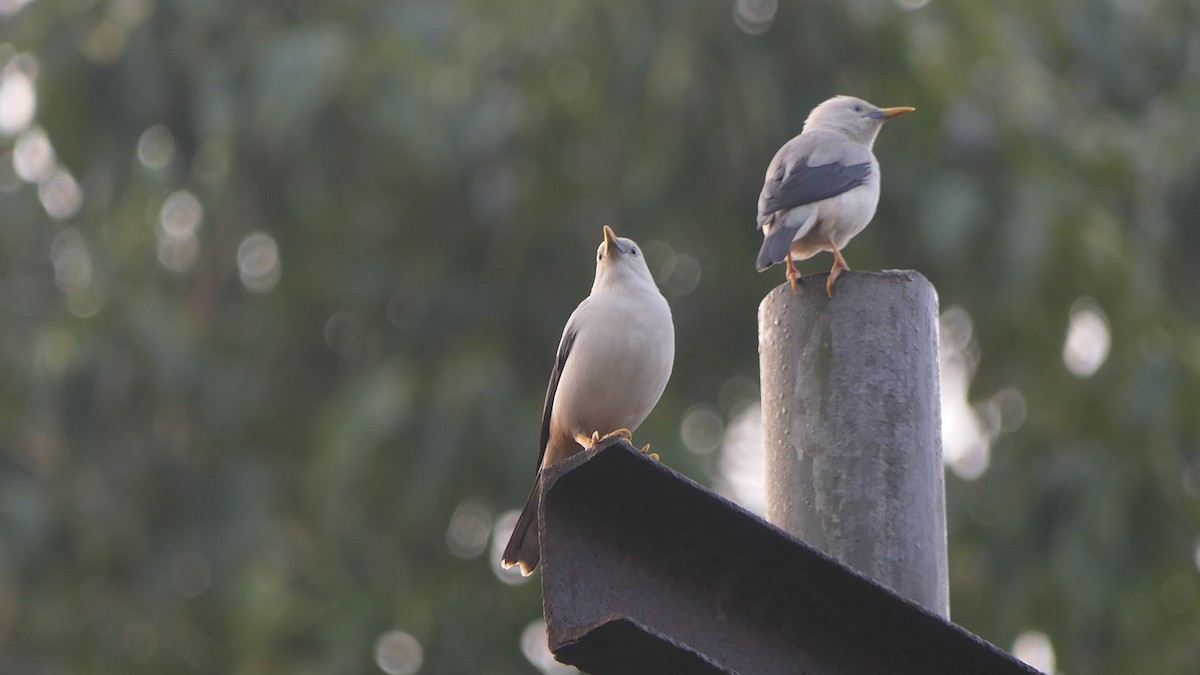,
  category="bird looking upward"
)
[755,95,914,297]
[502,225,674,576]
